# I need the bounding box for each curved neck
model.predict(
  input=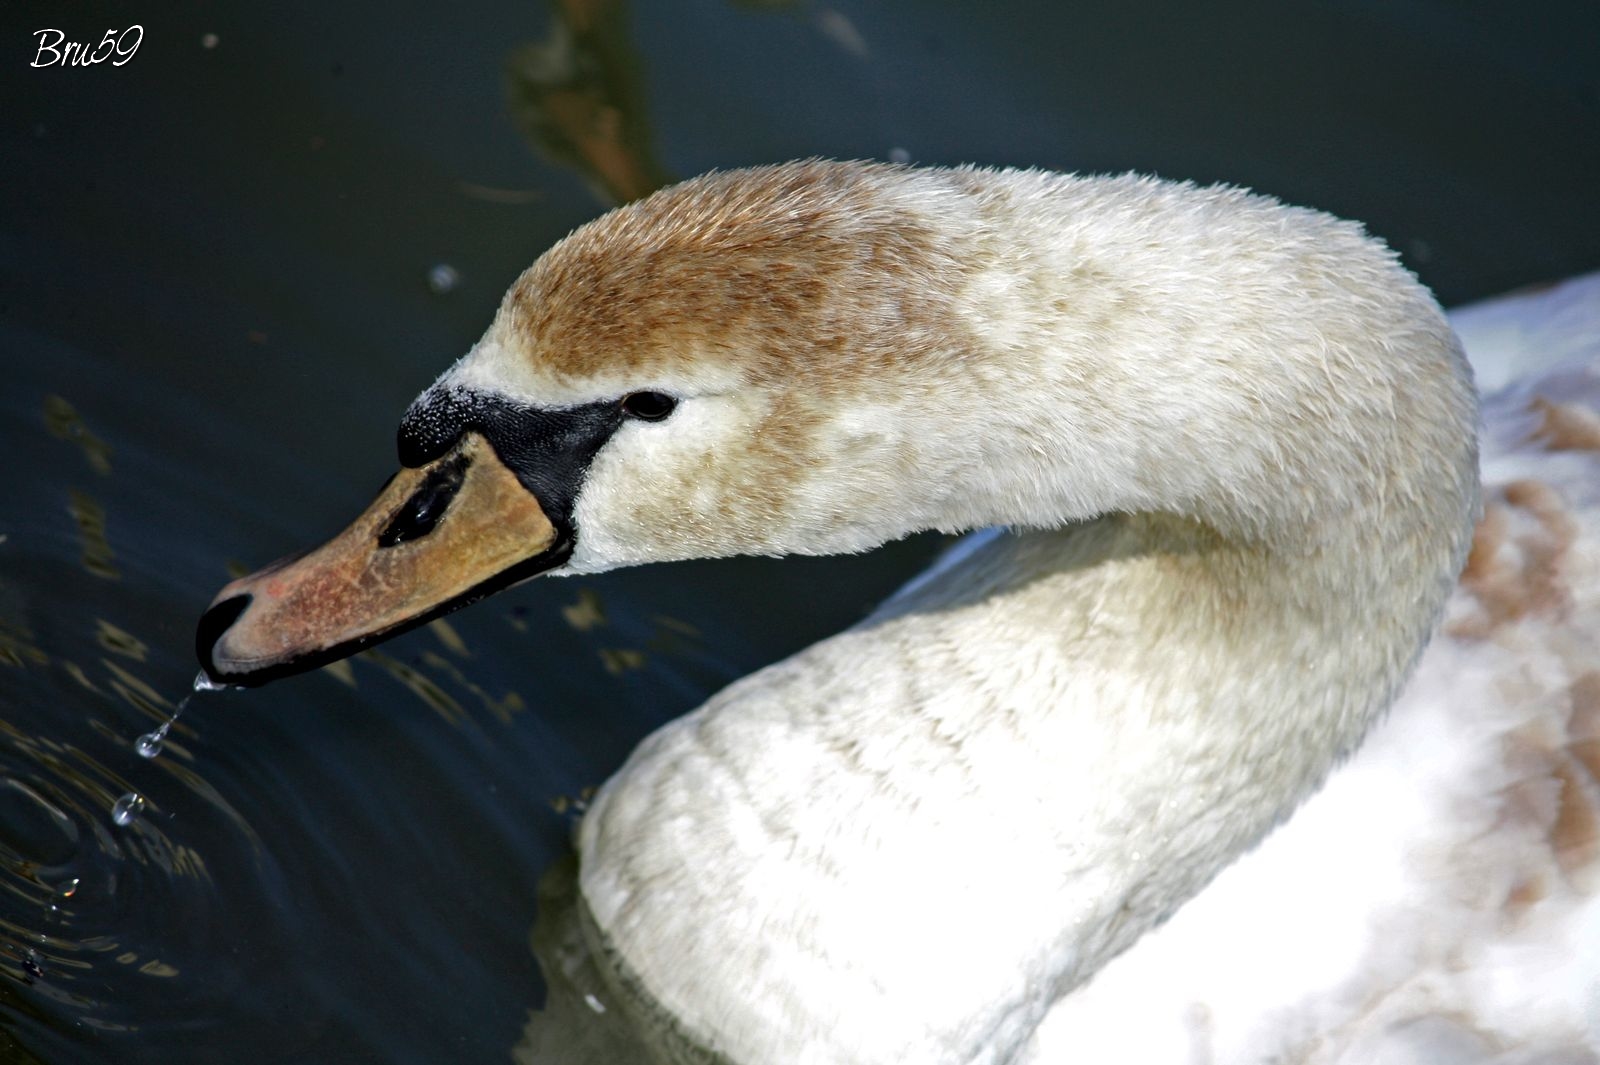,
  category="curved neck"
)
[773,171,1476,565]
[572,169,1481,1065]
